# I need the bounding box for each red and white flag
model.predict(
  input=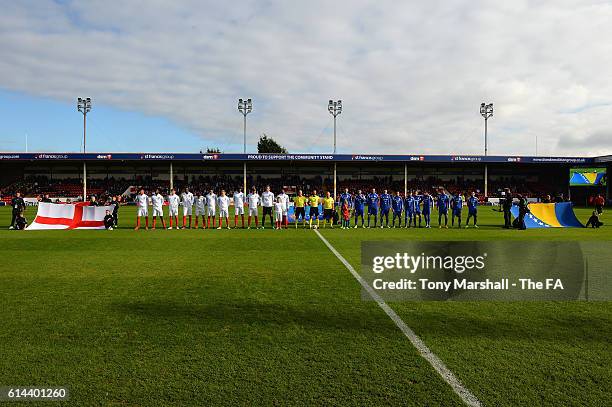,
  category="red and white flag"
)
[27,202,115,230]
